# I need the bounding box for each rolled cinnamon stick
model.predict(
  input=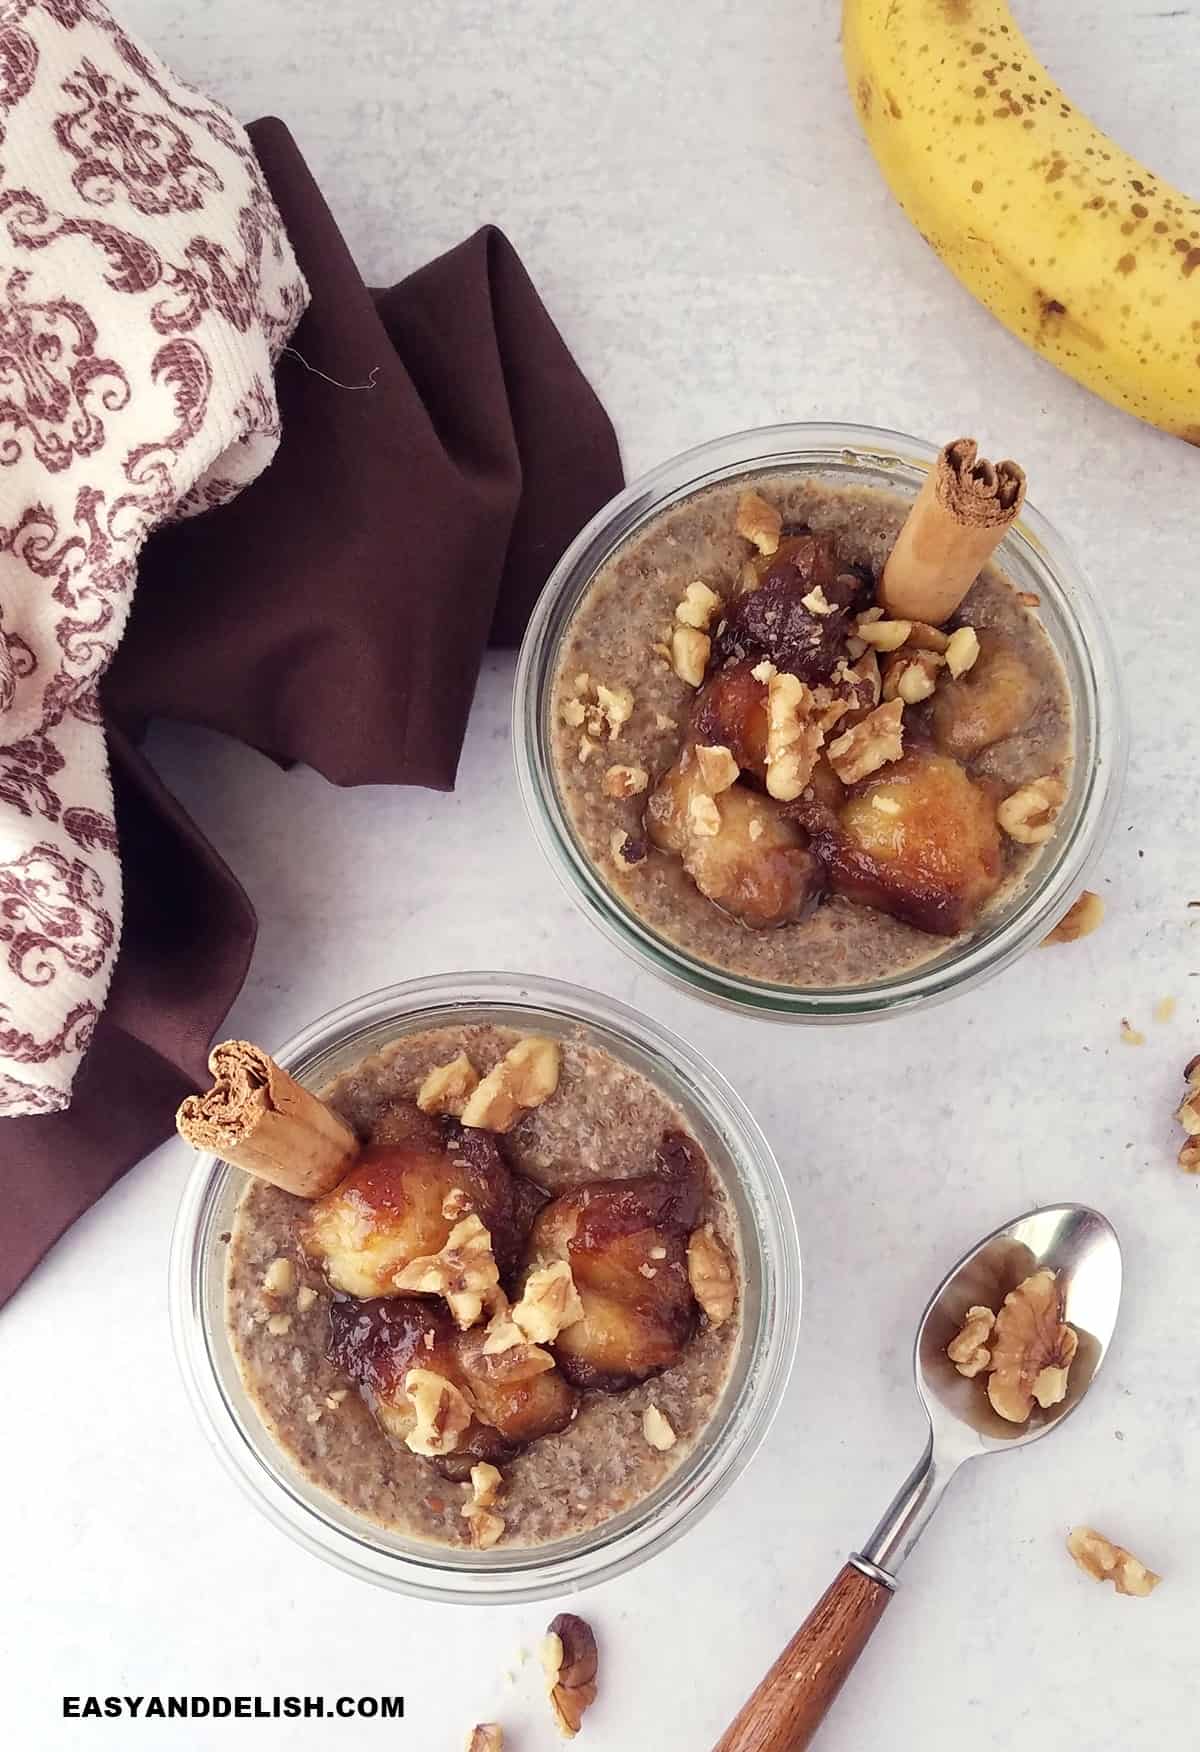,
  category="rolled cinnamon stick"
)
[176,1040,359,1197]
[881,438,1026,625]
